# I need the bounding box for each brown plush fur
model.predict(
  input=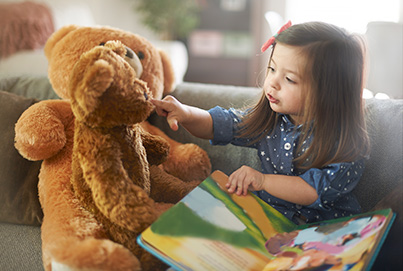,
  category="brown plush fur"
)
[14,25,211,271]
